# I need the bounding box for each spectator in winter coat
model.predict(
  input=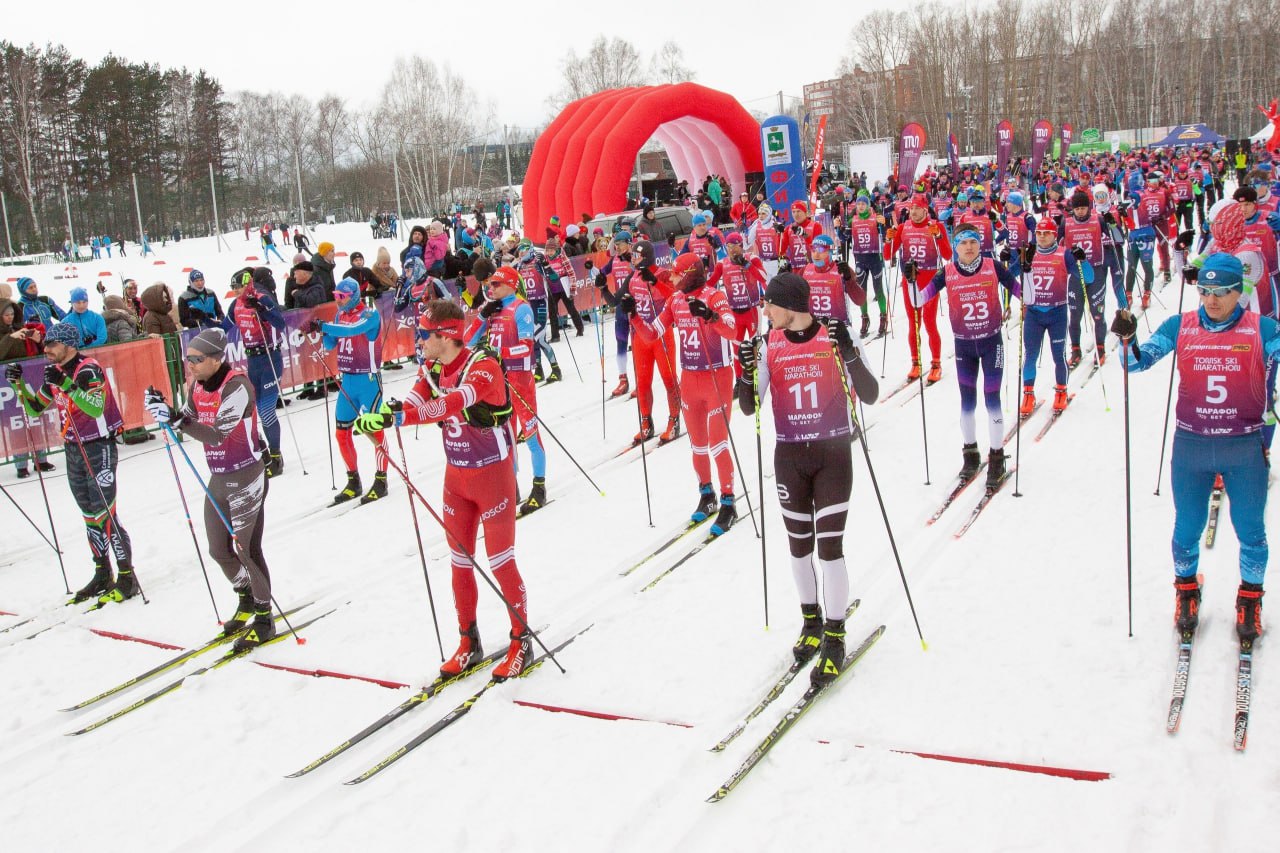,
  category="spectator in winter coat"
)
[178,270,225,329]
[64,287,108,347]
[422,222,450,277]
[0,298,43,362]
[15,277,65,327]
[371,247,398,294]
[343,251,383,301]
[400,224,428,265]
[140,284,180,337]
[102,295,141,343]
[310,242,338,294]
[121,279,145,319]
[289,262,328,309]
[729,193,758,230]
[562,224,586,256]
